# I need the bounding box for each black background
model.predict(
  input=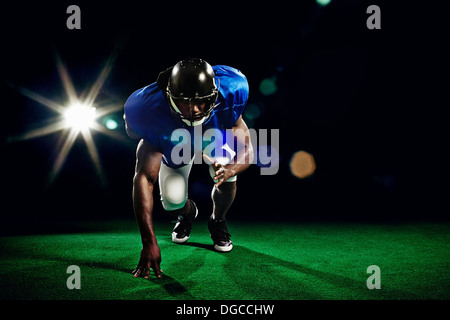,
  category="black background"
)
[1,0,447,233]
